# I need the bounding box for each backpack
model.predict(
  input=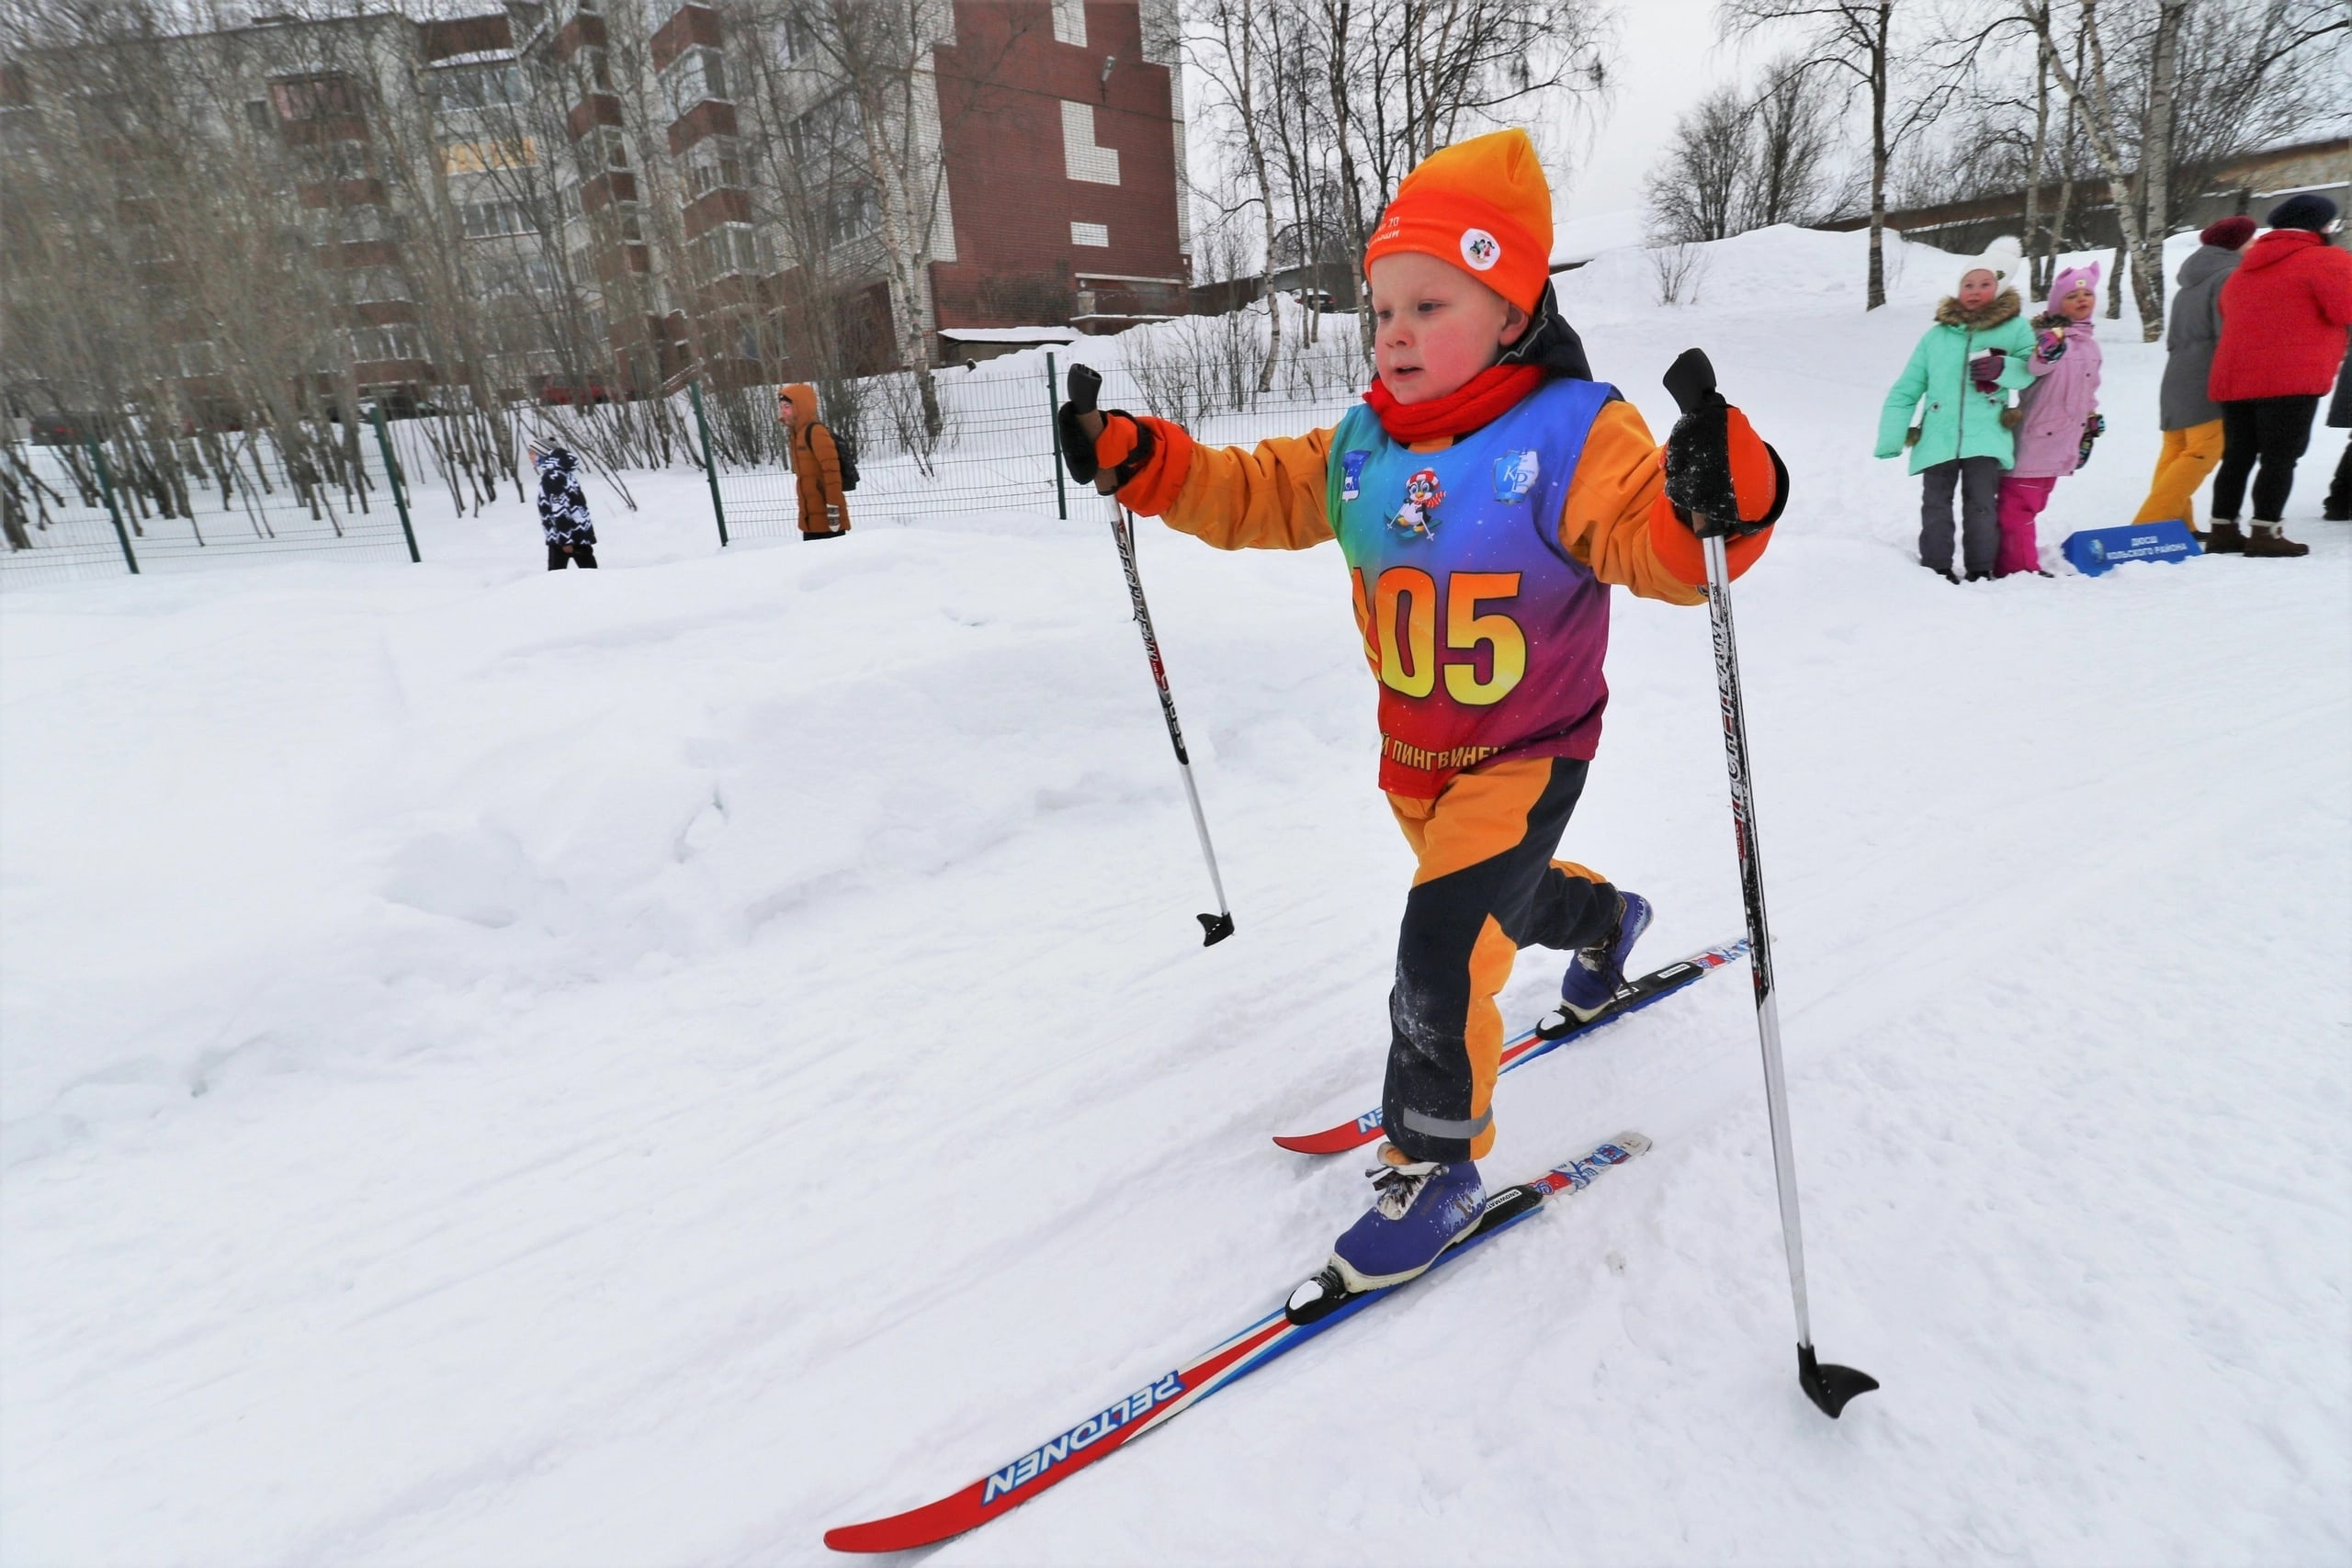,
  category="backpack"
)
[823,424,860,491]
